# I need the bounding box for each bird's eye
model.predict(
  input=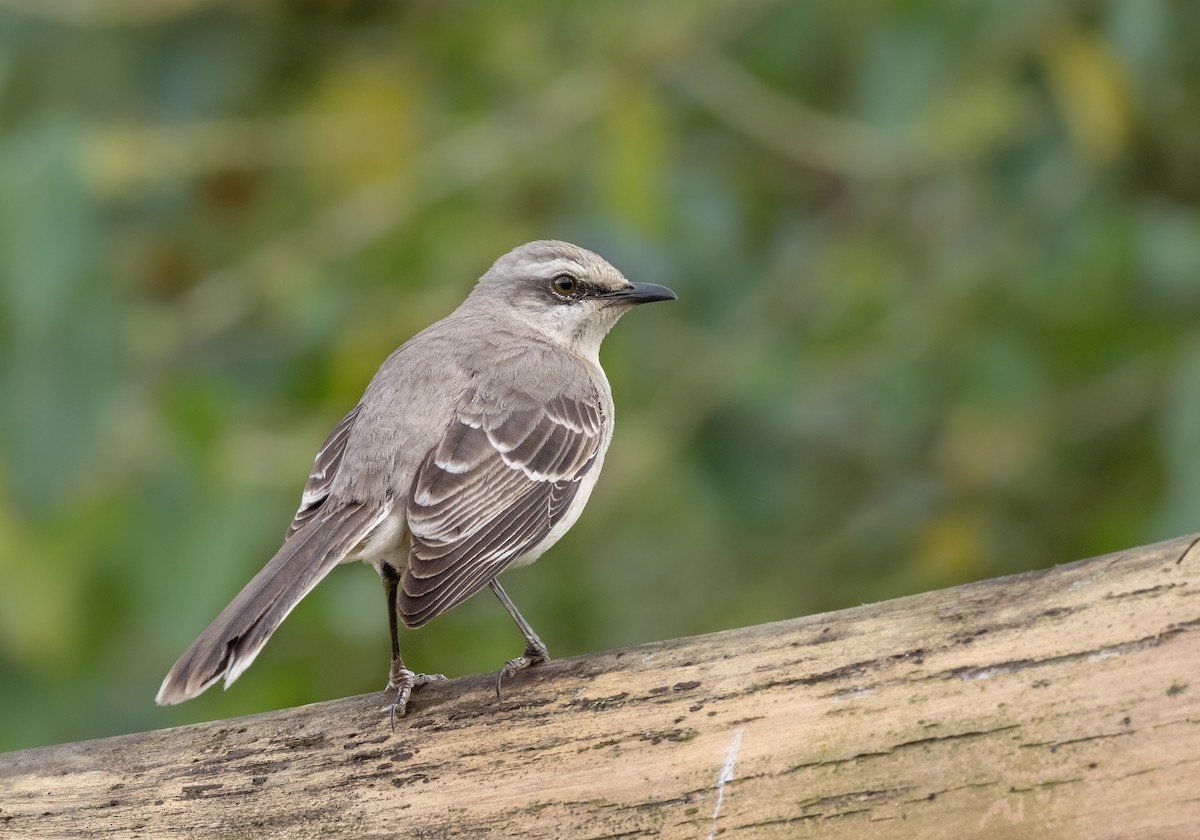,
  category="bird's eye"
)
[551,274,578,297]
